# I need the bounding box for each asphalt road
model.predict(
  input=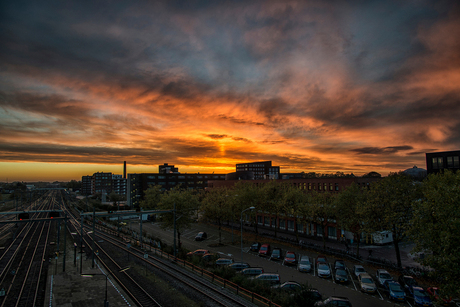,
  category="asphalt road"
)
[129,220,415,307]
